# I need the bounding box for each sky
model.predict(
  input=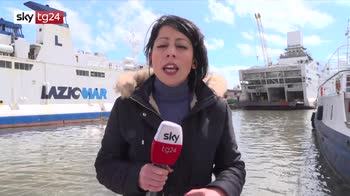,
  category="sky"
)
[1,0,350,89]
